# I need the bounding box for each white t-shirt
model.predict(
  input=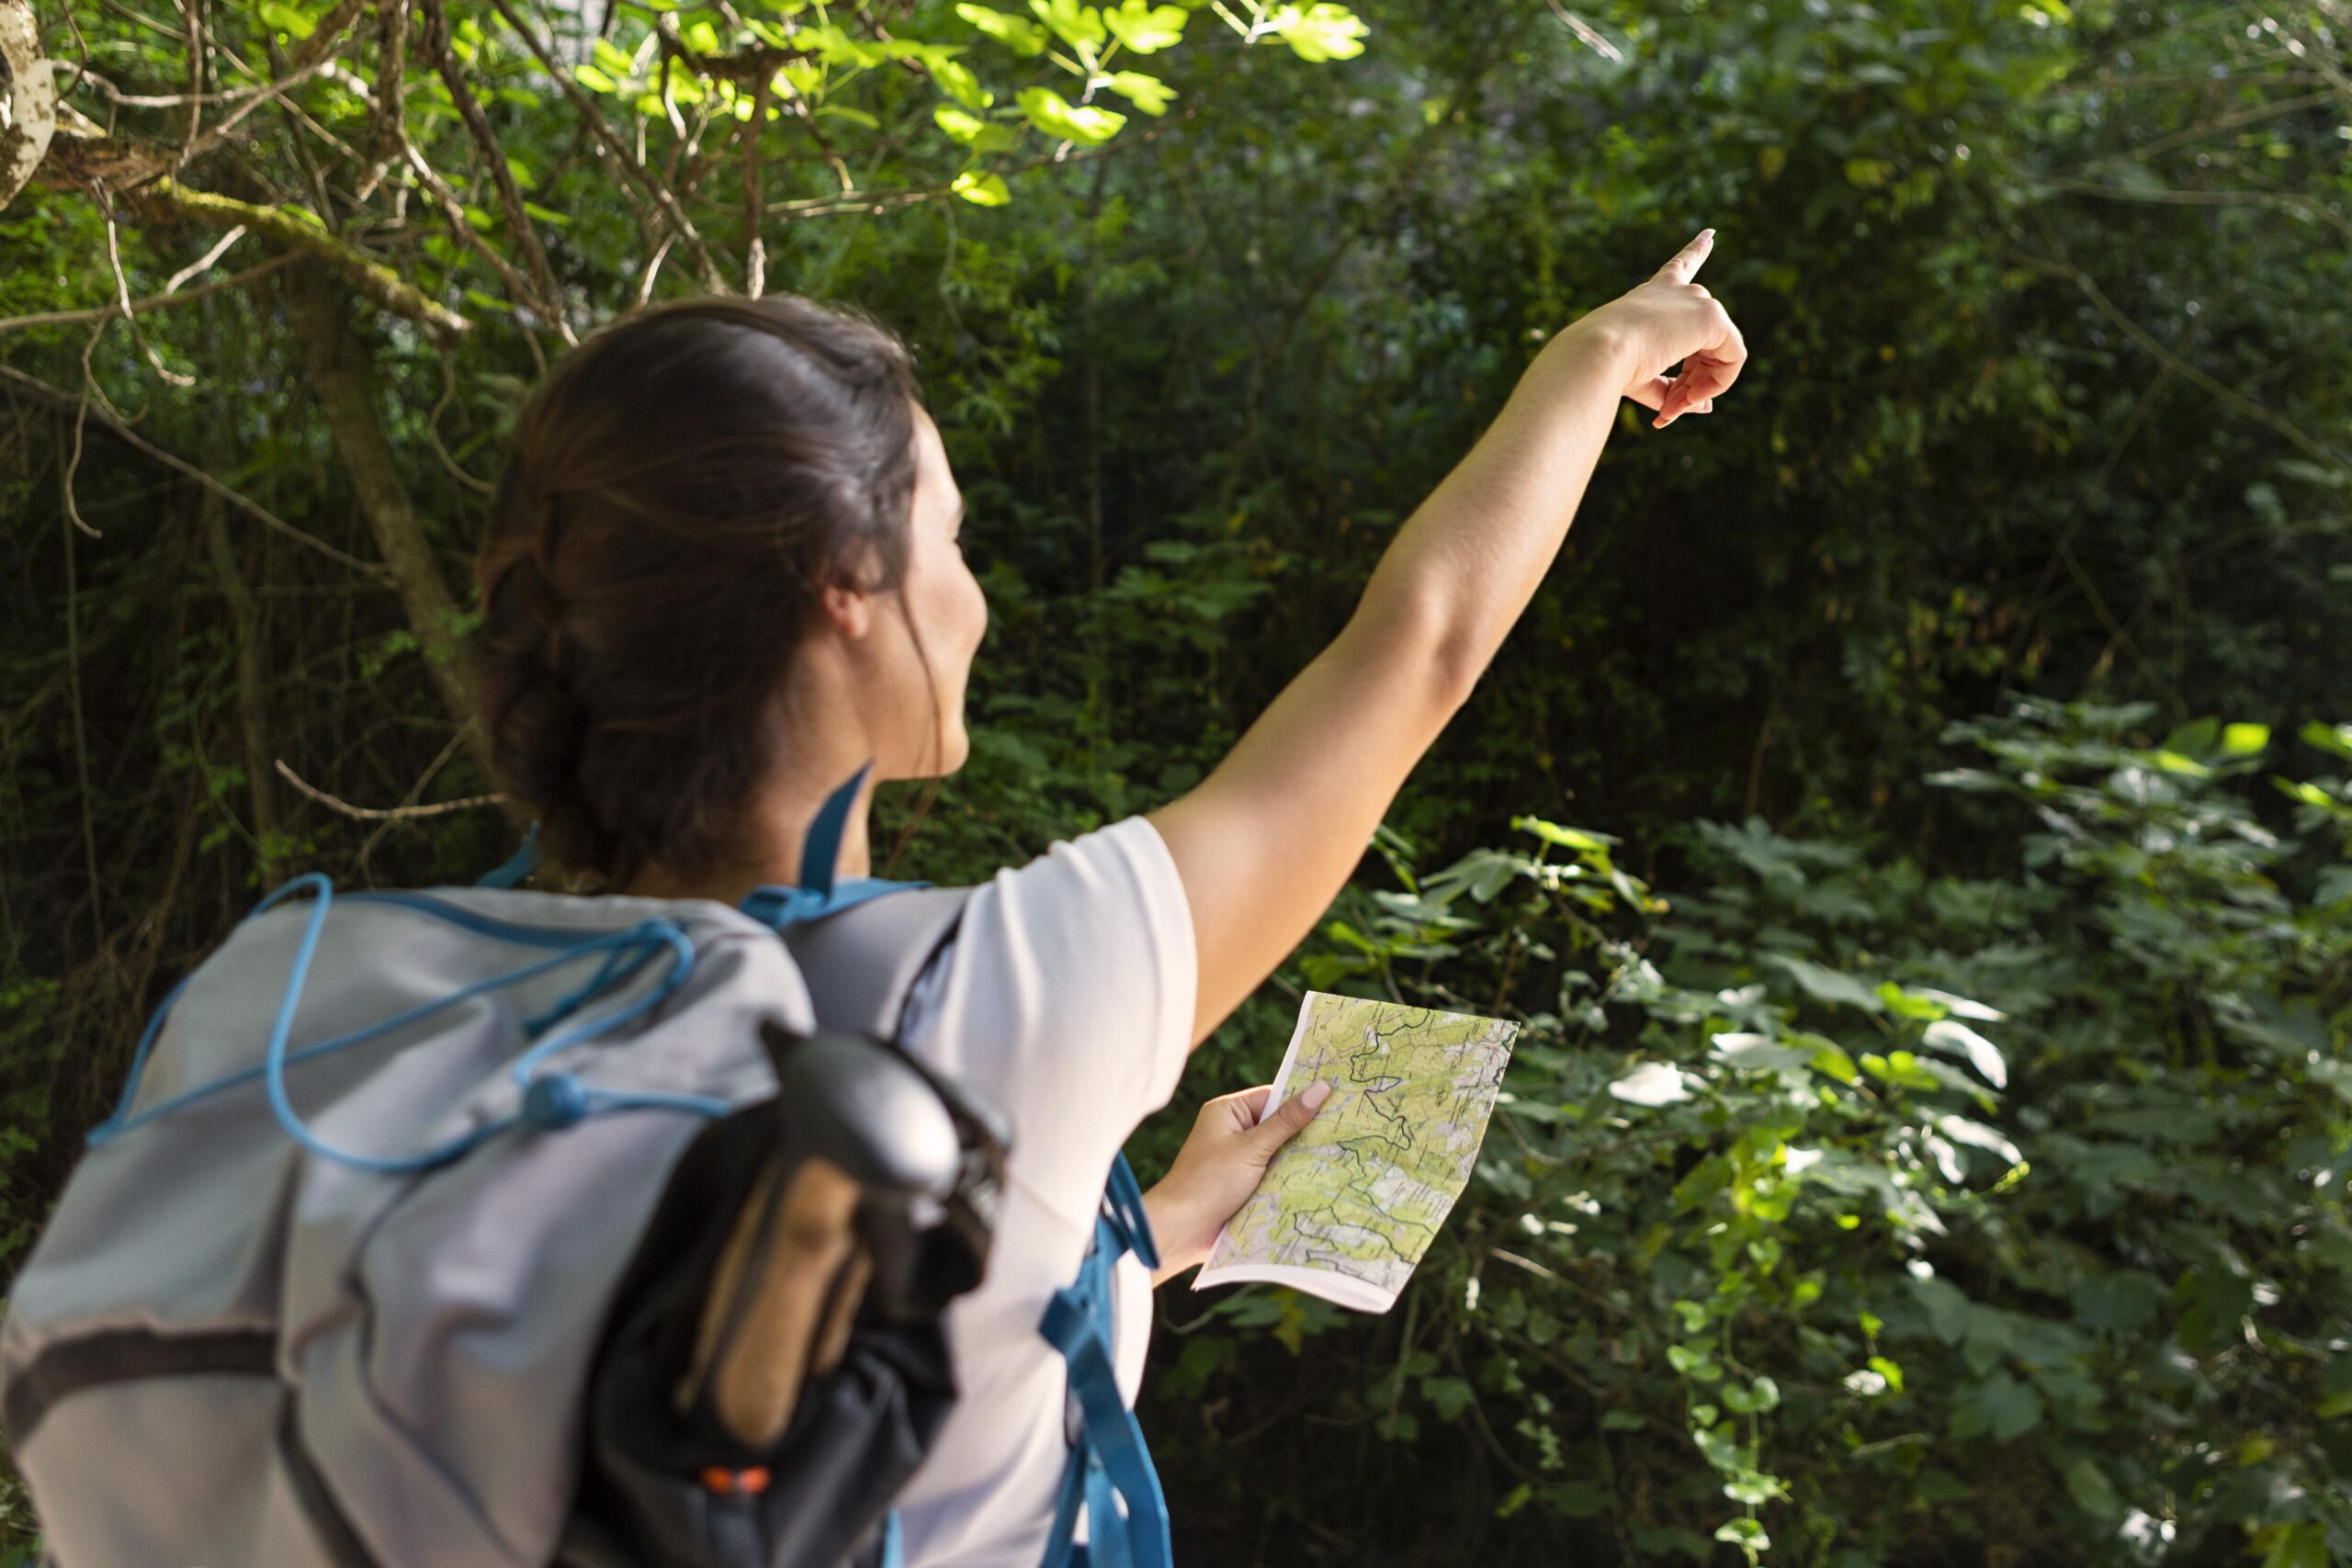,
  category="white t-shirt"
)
[886,817,1197,1568]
